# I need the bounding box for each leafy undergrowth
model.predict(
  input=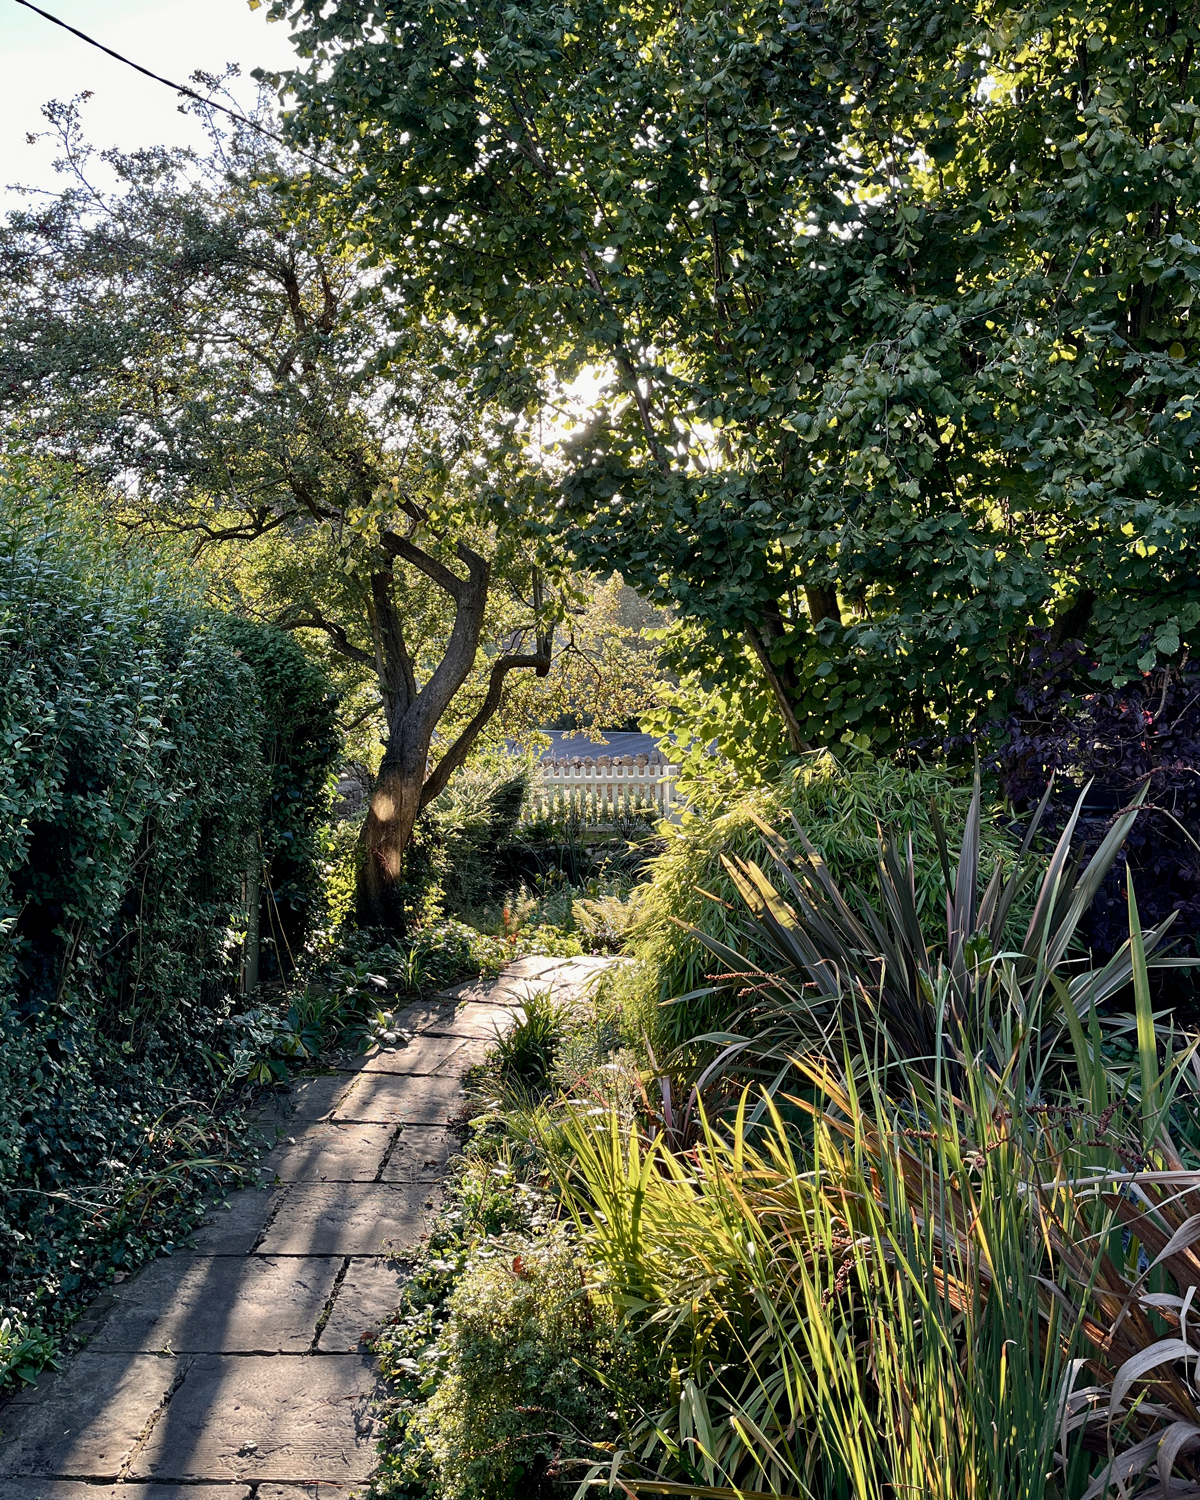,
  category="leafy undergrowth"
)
[369,1121,656,1500]
[232,918,585,1084]
[0,1064,261,1391]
